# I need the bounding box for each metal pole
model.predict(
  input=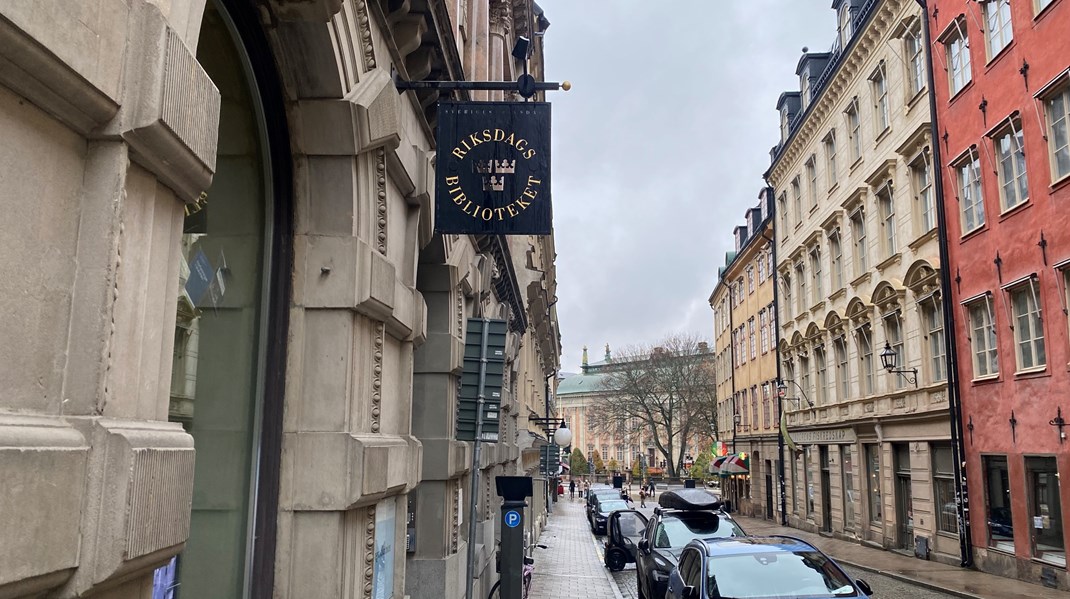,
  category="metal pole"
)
[464,319,491,599]
[916,0,973,567]
[761,220,787,526]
